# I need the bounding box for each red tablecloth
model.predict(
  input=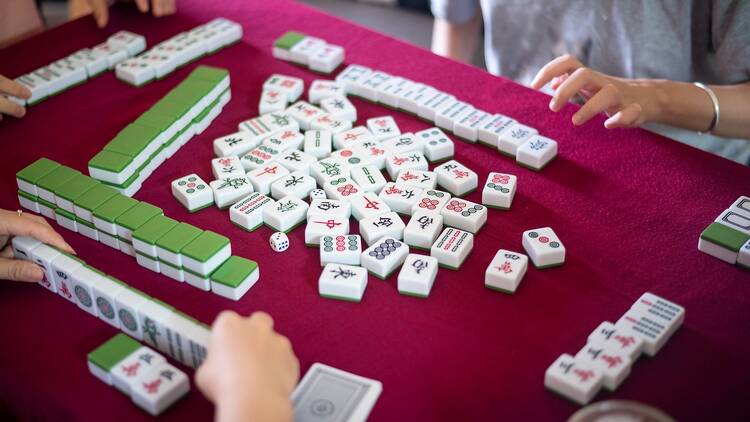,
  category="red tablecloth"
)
[0,1,748,420]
